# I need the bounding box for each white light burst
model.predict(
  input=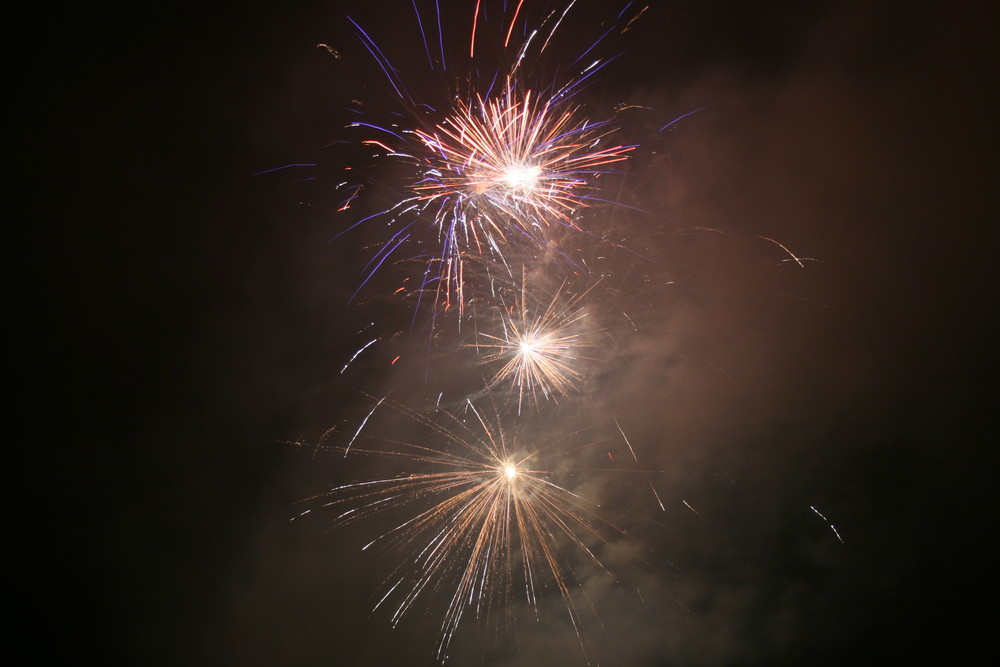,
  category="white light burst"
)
[478,277,600,412]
